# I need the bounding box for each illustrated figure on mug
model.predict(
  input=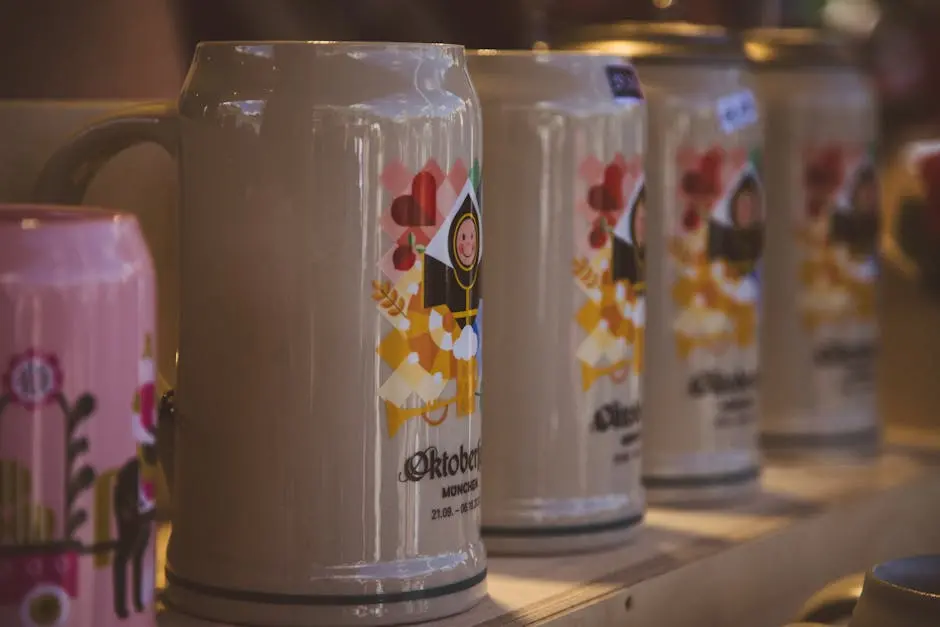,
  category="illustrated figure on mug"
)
[0,337,158,626]
[374,159,483,438]
[893,146,940,288]
[573,155,645,393]
[799,144,879,332]
[612,178,647,377]
[671,147,764,361]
